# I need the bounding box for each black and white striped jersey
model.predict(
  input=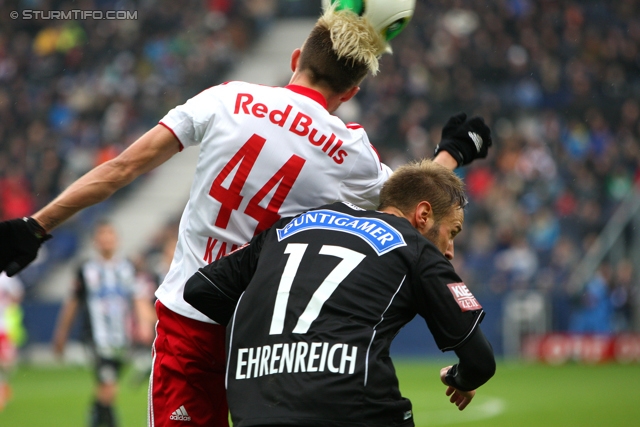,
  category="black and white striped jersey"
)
[74,256,137,359]
[191,202,484,427]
